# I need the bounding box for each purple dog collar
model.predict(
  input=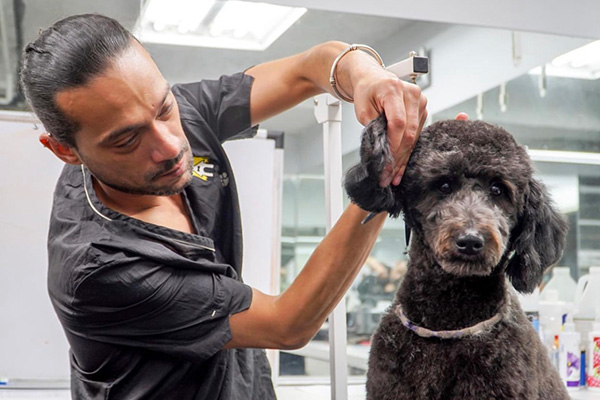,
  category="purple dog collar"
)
[395,296,510,339]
